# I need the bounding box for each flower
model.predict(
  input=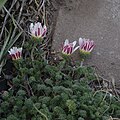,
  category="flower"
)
[62,39,79,55]
[8,47,22,60]
[30,22,47,39]
[79,38,95,55]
